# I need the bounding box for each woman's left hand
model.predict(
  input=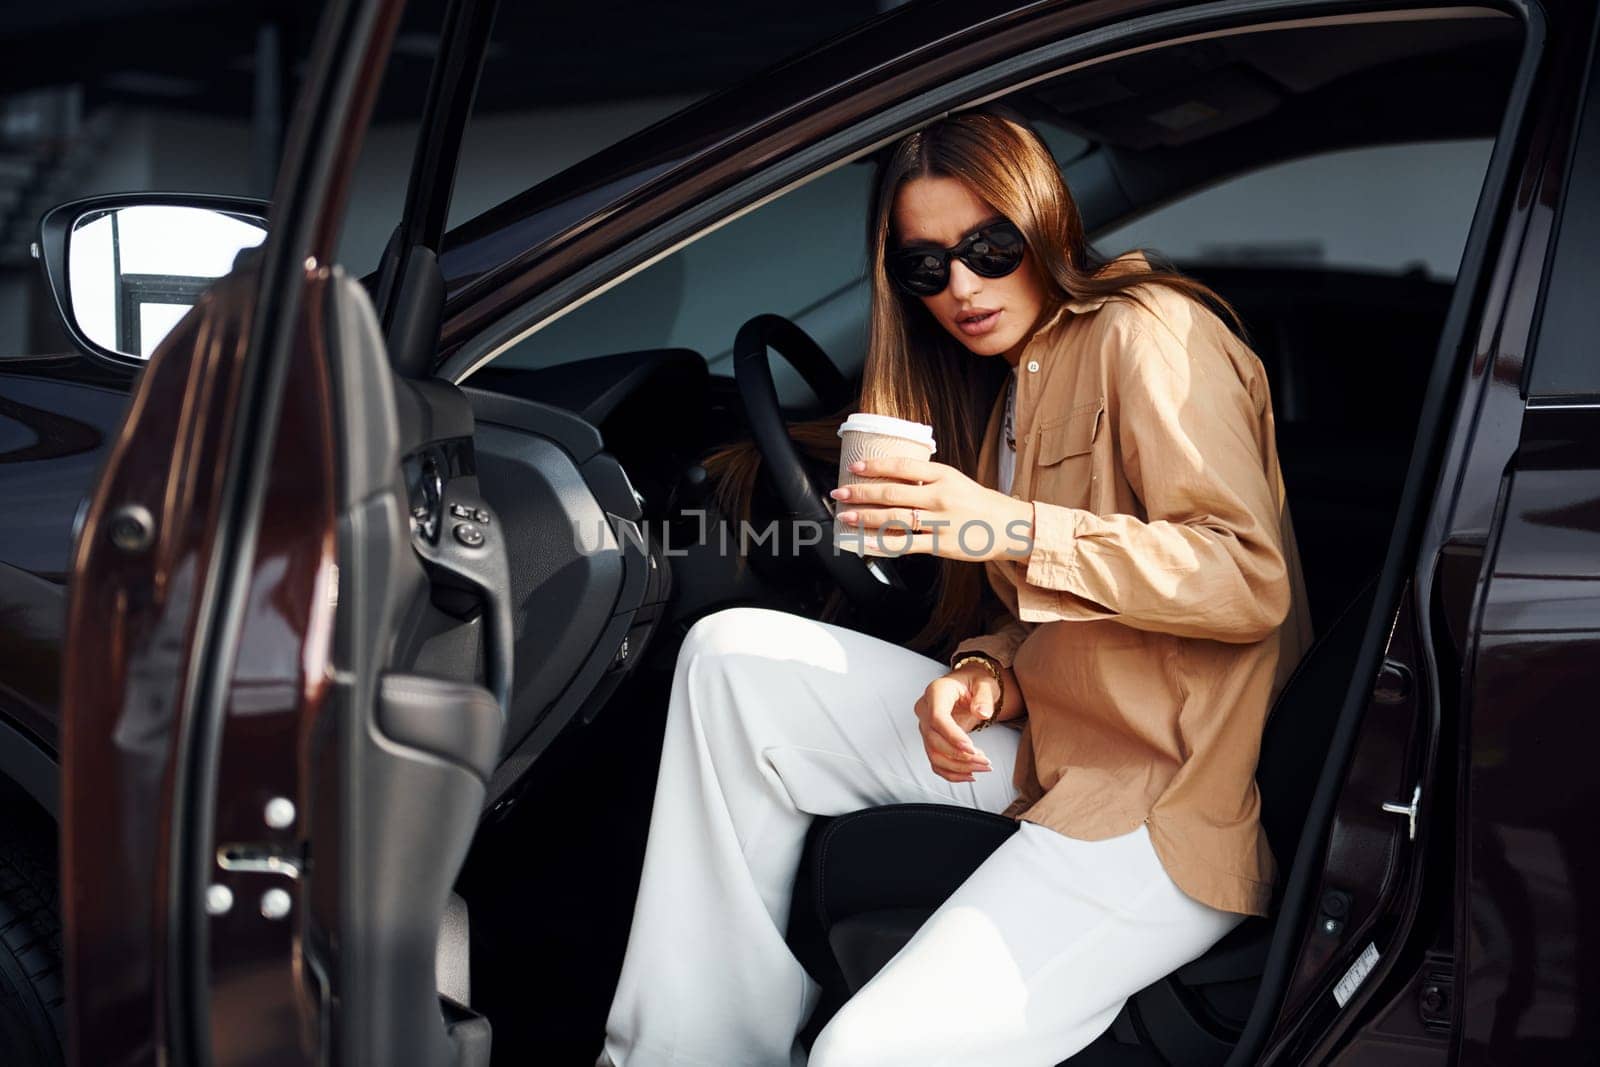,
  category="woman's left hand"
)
[829,457,1034,562]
